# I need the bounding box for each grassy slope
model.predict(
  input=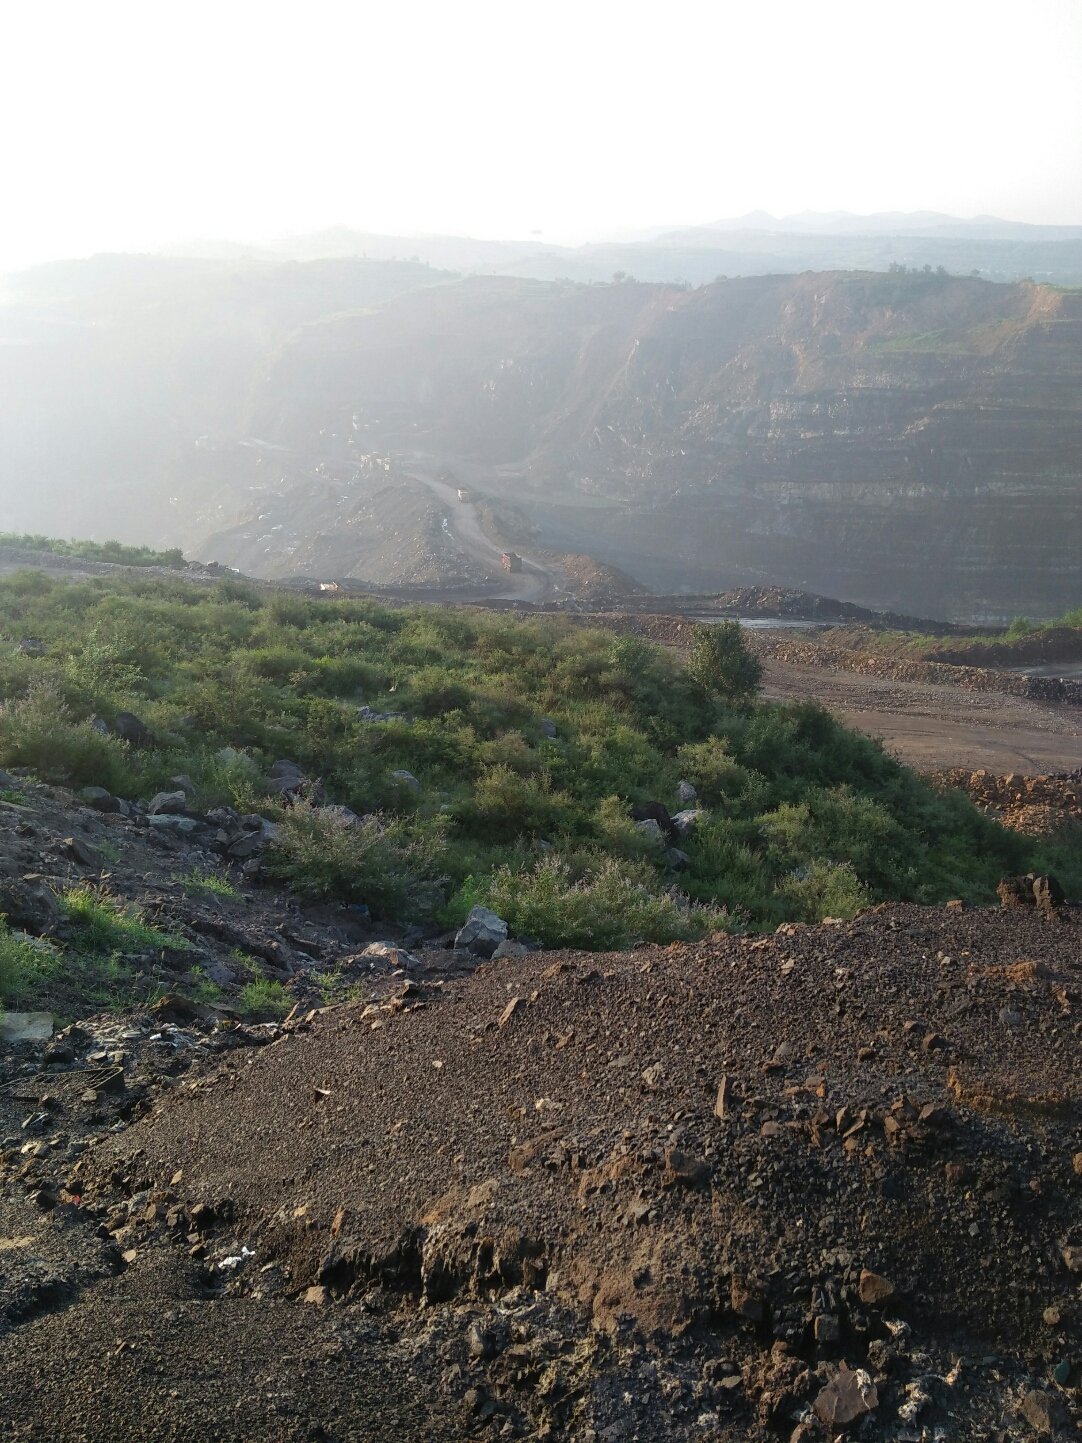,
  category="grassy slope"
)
[0,569,1076,952]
